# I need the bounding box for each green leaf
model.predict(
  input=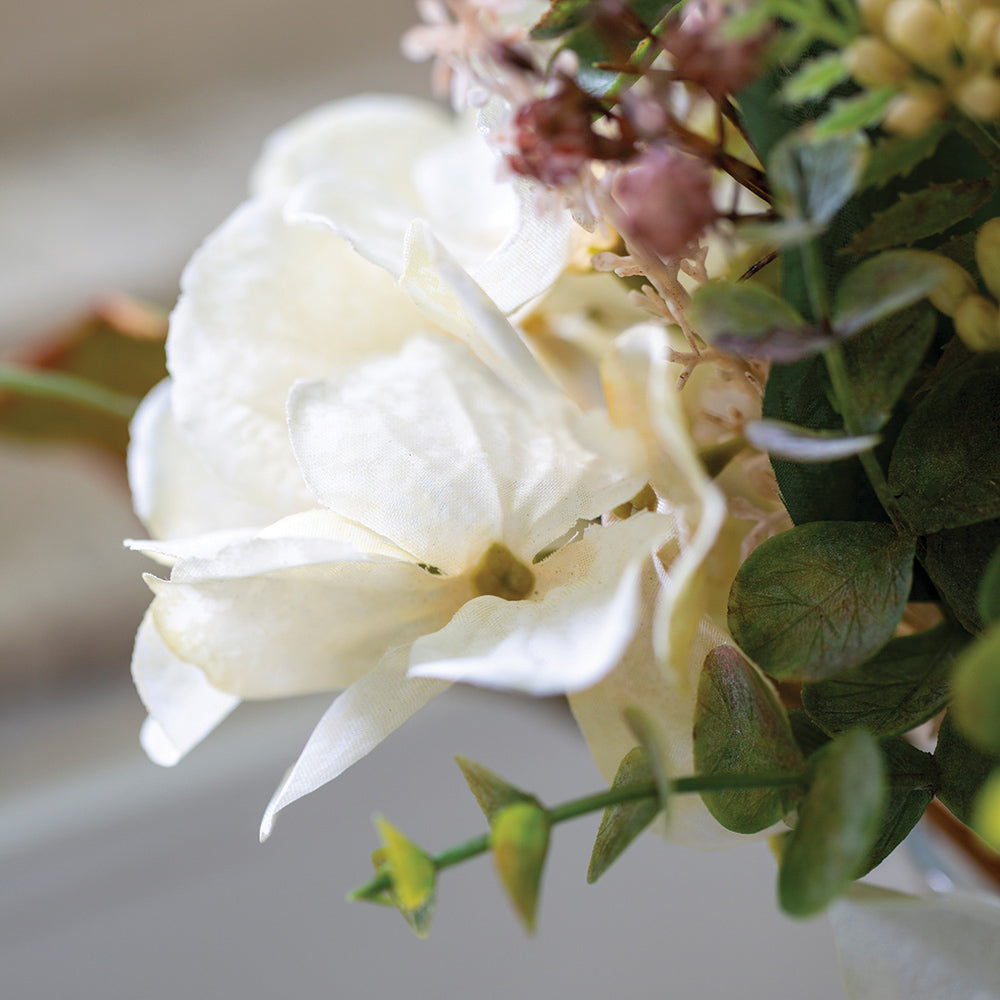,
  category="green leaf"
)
[455,756,534,824]
[978,543,1000,625]
[950,621,1000,755]
[770,130,869,227]
[374,817,437,937]
[888,355,1000,534]
[971,766,1000,851]
[811,88,897,141]
[801,623,967,737]
[787,709,832,758]
[689,281,830,362]
[587,747,661,883]
[623,706,674,815]
[744,419,879,462]
[832,250,949,337]
[846,178,997,256]
[693,646,806,833]
[780,51,851,104]
[924,518,1000,633]
[778,729,887,917]
[0,297,167,458]
[728,521,915,682]
[934,710,1000,825]
[860,123,950,191]
[840,304,936,433]
[858,737,935,876]
[491,801,551,933]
